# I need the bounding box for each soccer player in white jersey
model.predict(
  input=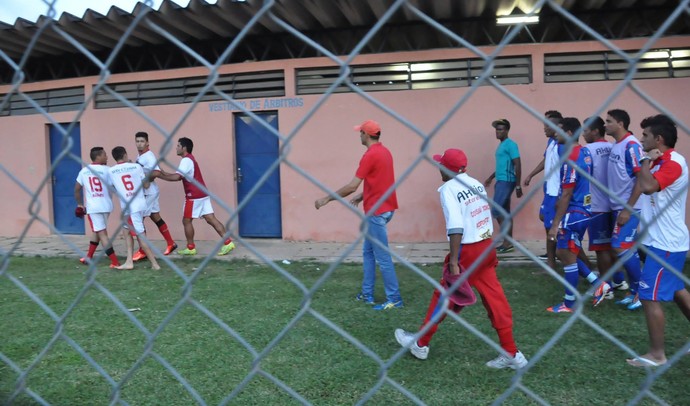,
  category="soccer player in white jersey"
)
[605,109,644,310]
[158,137,235,256]
[74,147,120,268]
[582,116,627,295]
[626,114,690,367]
[524,111,563,269]
[109,146,160,270]
[131,131,177,261]
[394,148,528,369]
